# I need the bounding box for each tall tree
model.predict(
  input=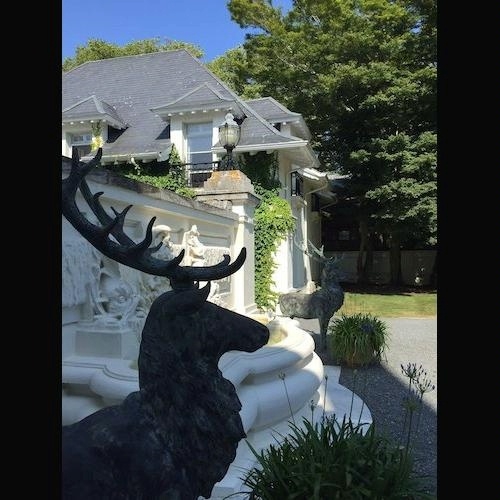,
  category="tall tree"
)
[207,47,263,99]
[226,0,436,284]
[62,37,204,71]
